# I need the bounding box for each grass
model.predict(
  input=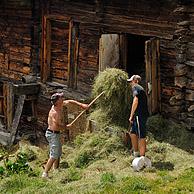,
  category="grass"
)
[0,115,194,193]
